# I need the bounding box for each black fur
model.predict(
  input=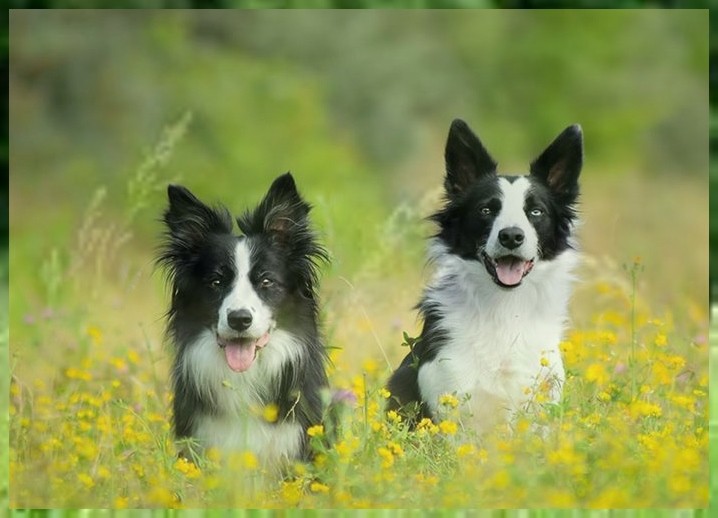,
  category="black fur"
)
[387,120,582,423]
[156,172,329,460]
